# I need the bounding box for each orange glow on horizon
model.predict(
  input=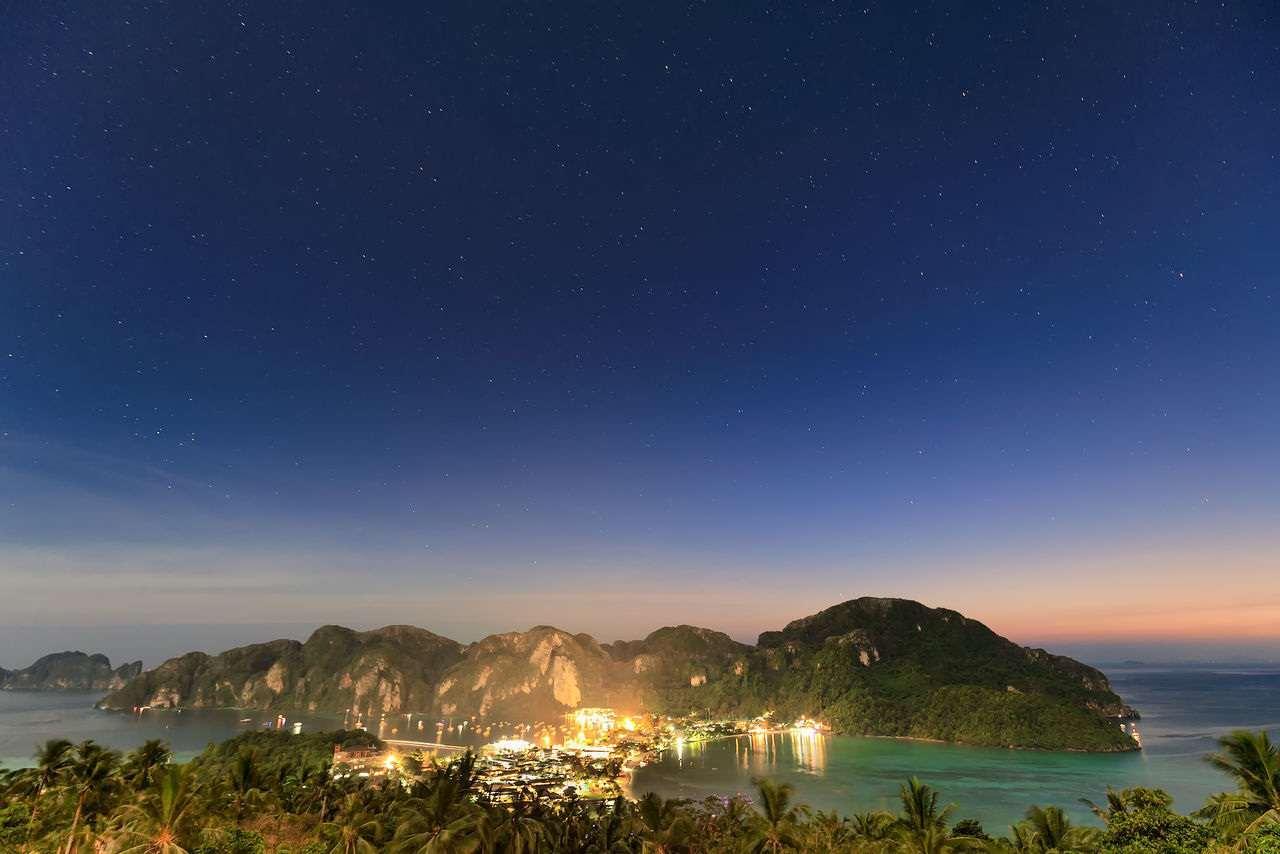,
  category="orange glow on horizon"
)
[989,598,1280,644]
